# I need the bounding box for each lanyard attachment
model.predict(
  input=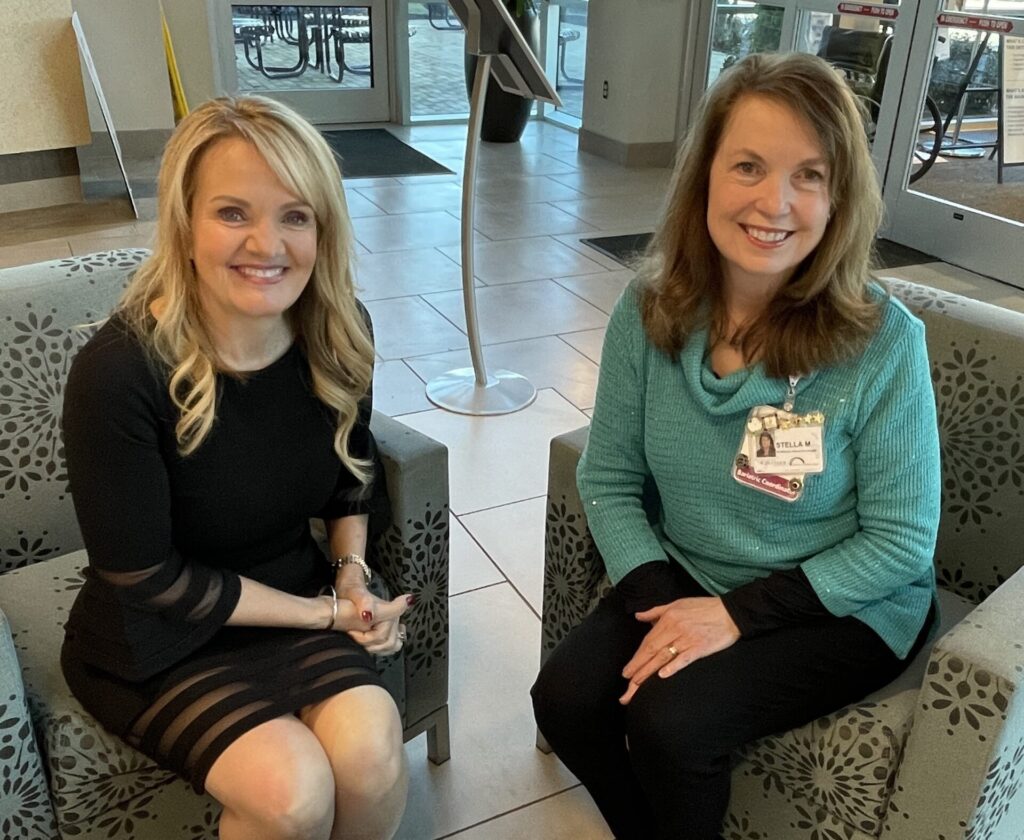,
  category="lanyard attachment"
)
[783,375,800,412]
